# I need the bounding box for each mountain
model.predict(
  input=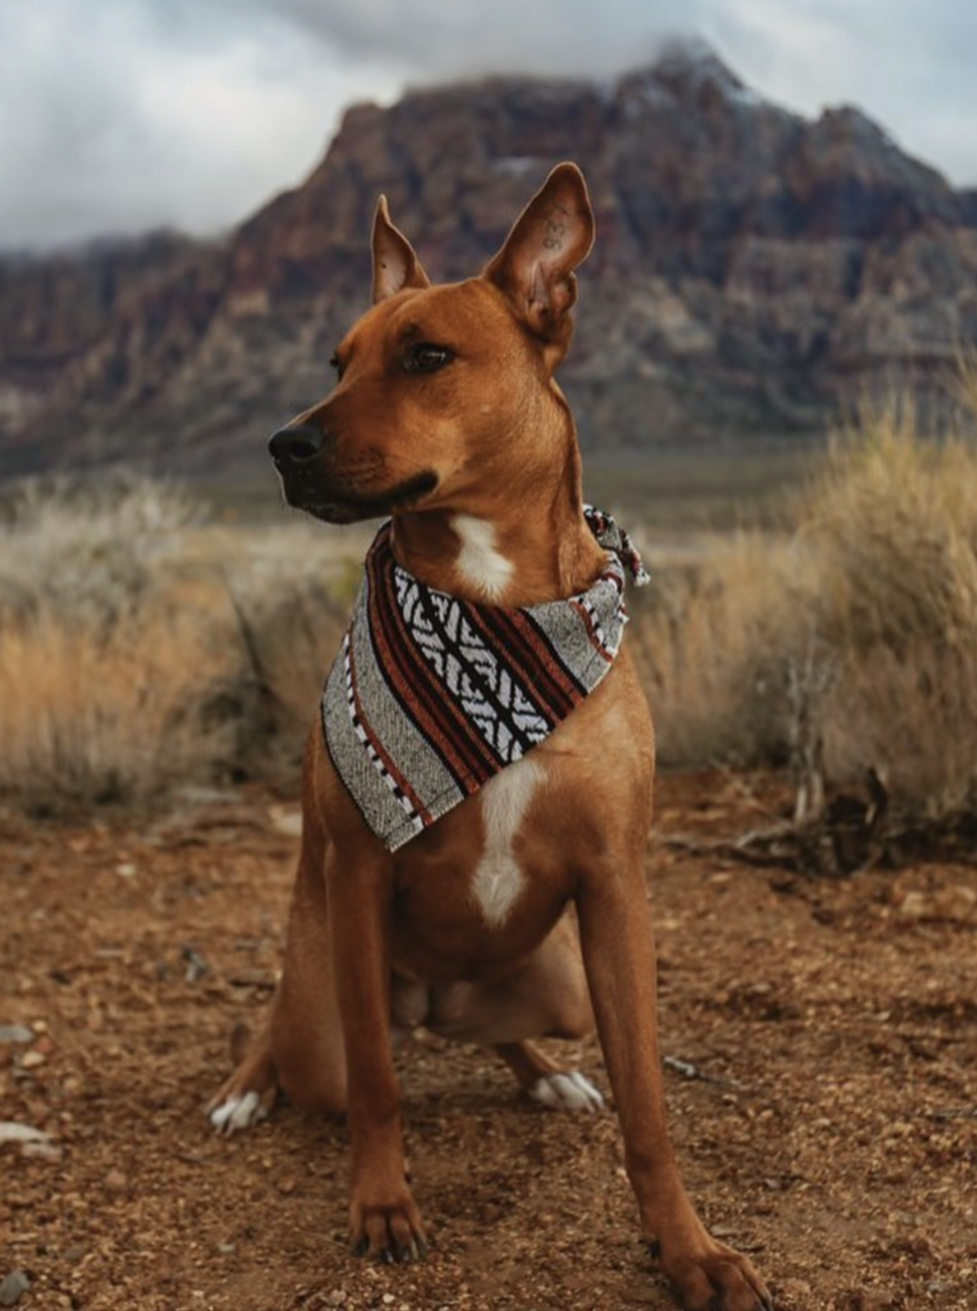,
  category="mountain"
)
[3,45,977,480]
